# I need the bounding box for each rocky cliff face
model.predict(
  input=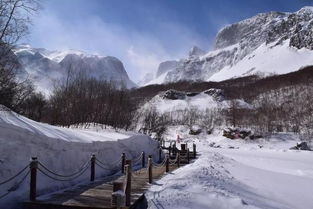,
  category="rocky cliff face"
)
[14,45,136,94]
[144,7,313,85]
